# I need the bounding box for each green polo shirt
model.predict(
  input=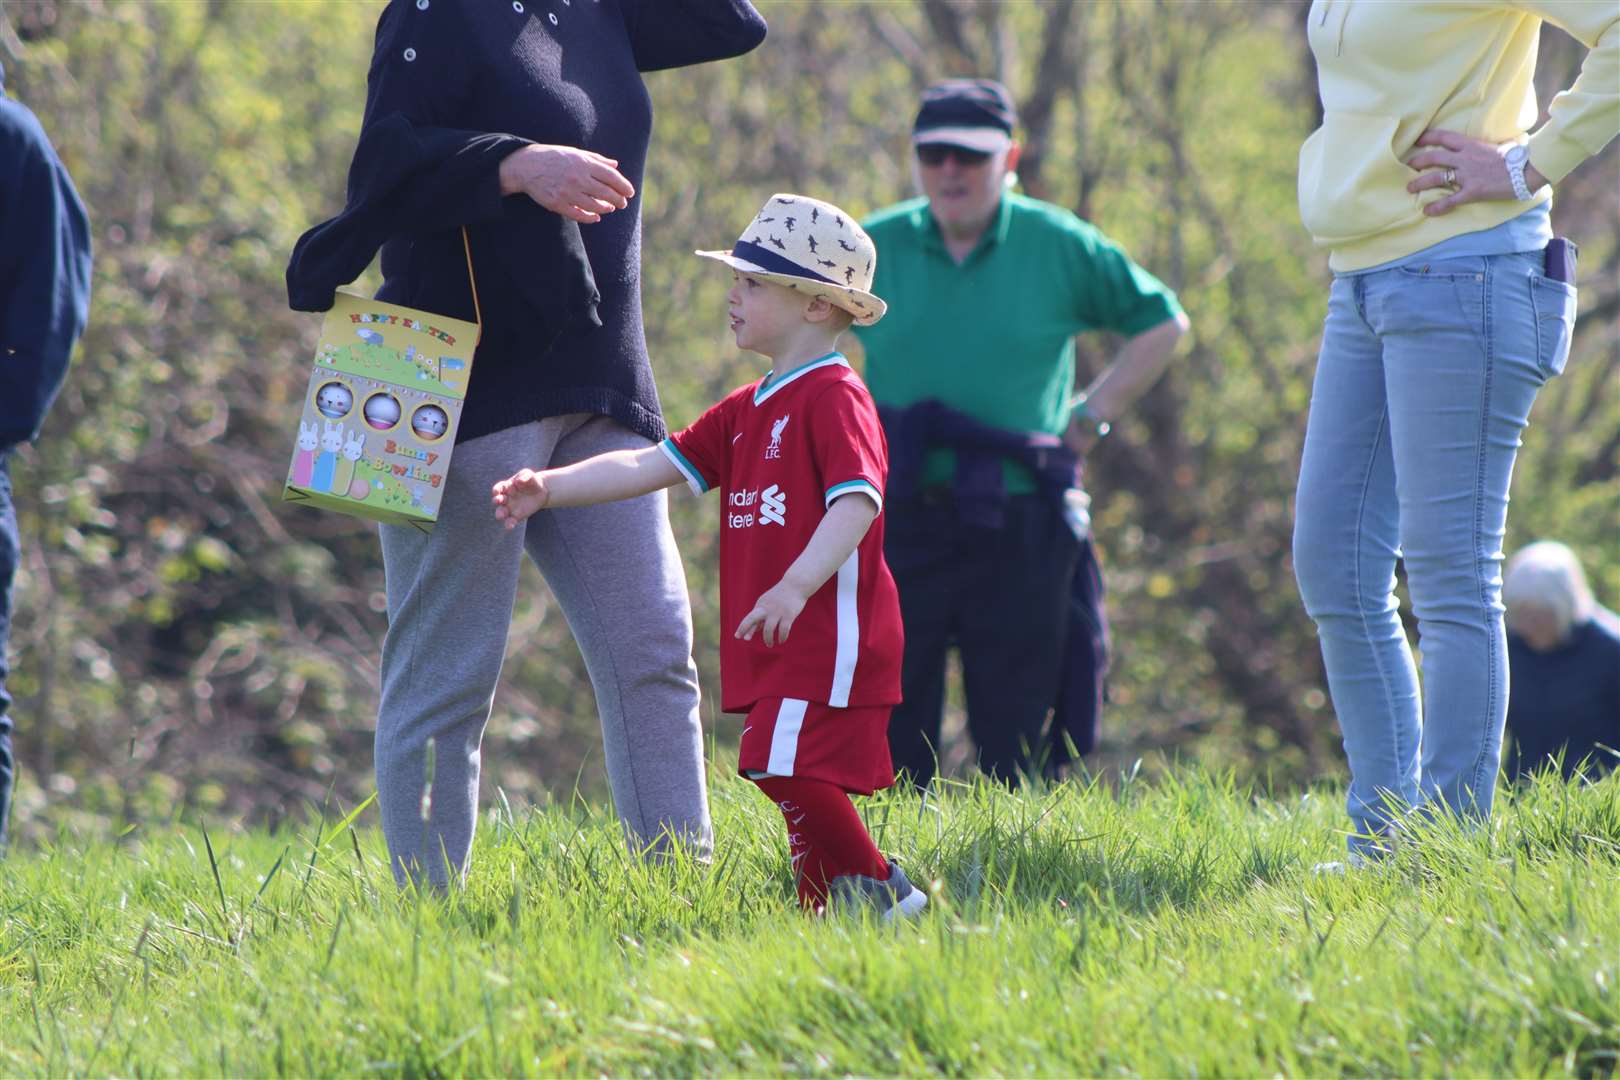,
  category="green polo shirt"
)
[853,193,1183,493]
